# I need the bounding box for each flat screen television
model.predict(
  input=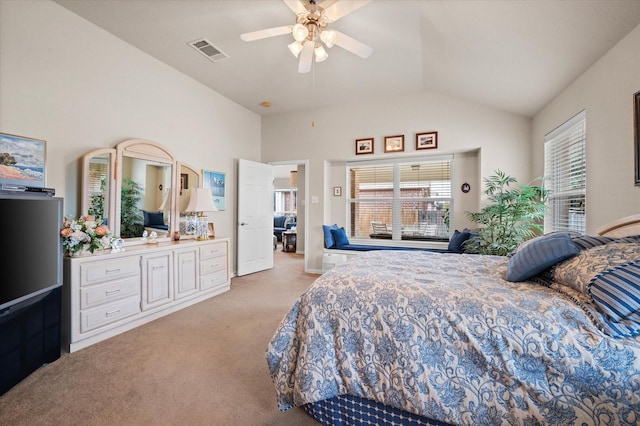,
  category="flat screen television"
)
[0,193,63,312]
